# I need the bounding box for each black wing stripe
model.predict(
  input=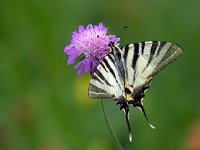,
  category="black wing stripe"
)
[93,74,103,84]
[132,43,139,70]
[104,56,123,91]
[147,41,158,66]
[124,45,129,62]
[132,43,140,82]
[95,69,112,87]
[108,54,115,65]
[100,62,108,72]
[141,41,145,54]
[156,41,166,57]
[103,57,116,80]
